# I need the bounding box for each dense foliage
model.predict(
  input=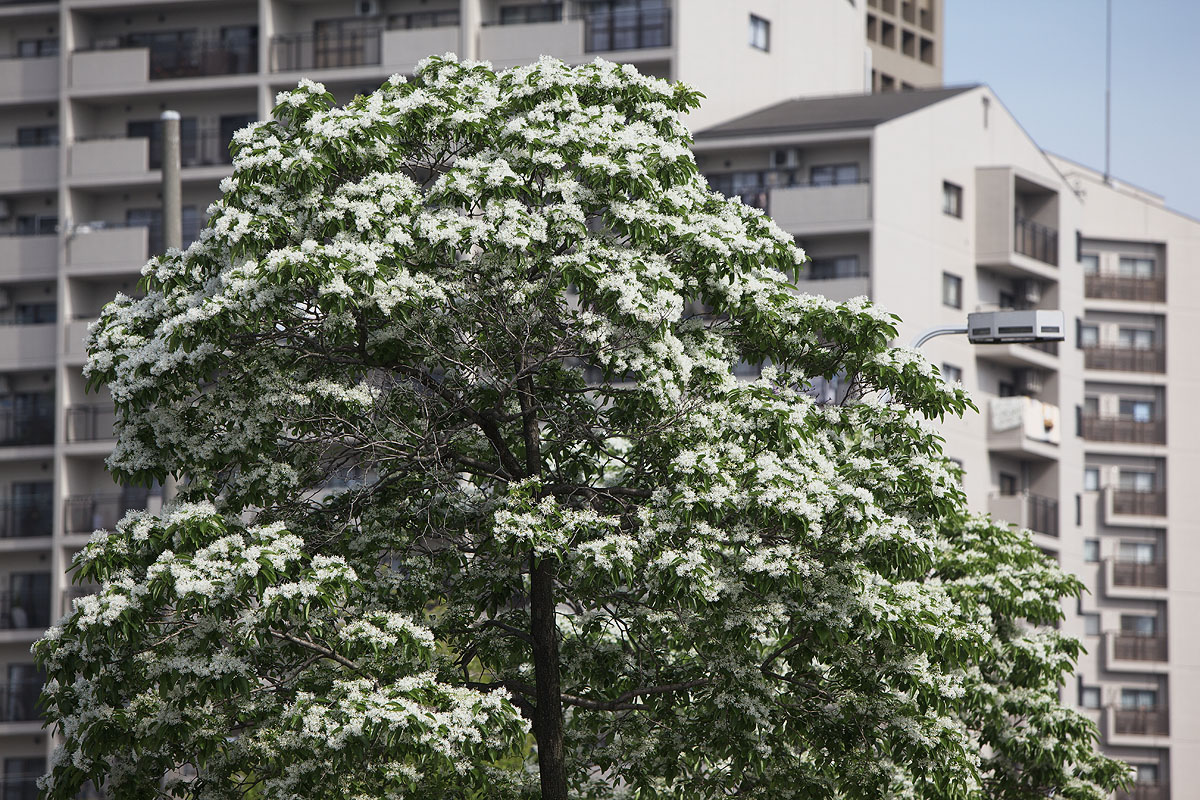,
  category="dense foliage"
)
[37,56,1127,800]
